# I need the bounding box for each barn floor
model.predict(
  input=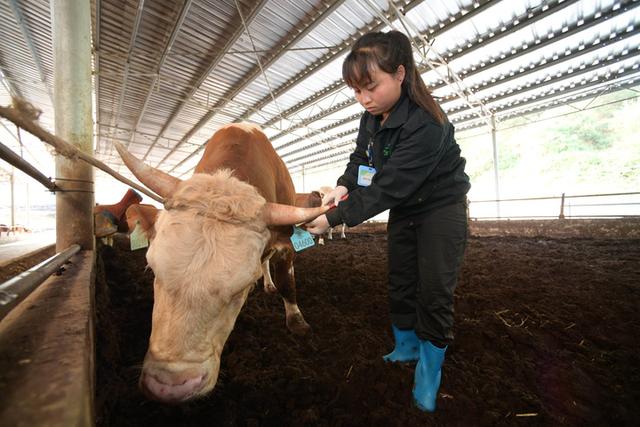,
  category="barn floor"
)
[95,227,639,426]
